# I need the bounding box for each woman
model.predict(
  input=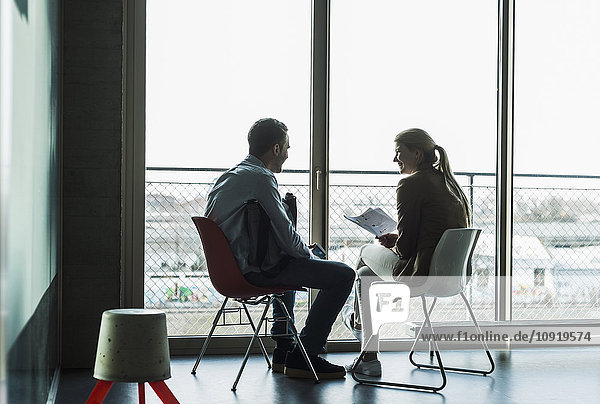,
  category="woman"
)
[342,128,471,376]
